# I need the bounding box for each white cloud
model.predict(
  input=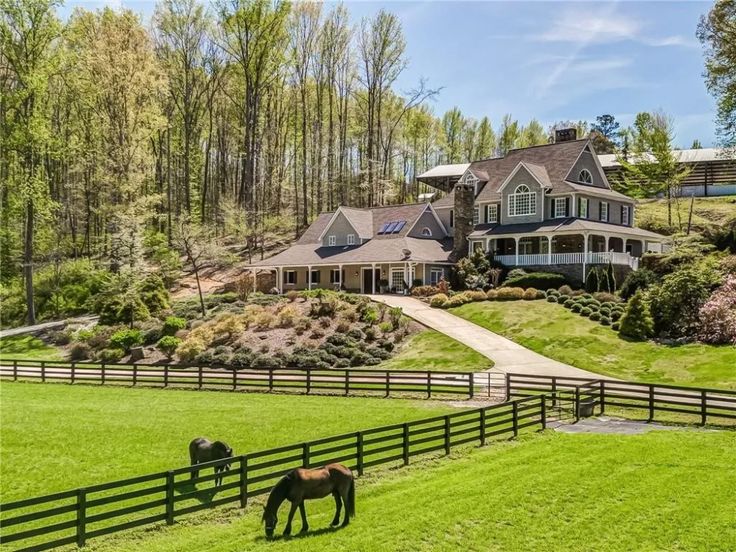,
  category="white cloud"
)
[539,11,640,44]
